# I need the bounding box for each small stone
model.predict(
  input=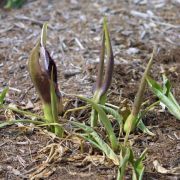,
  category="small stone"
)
[126,47,140,55]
